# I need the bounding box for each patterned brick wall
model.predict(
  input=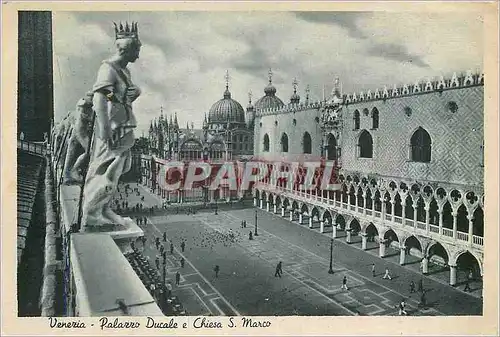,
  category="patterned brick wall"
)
[340,86,484,186]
